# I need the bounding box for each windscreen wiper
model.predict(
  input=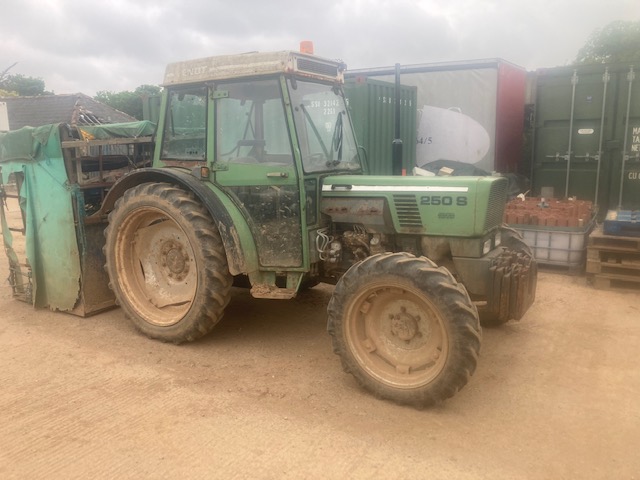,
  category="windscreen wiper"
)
[299,103,330,159]
[328,111,343,166]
